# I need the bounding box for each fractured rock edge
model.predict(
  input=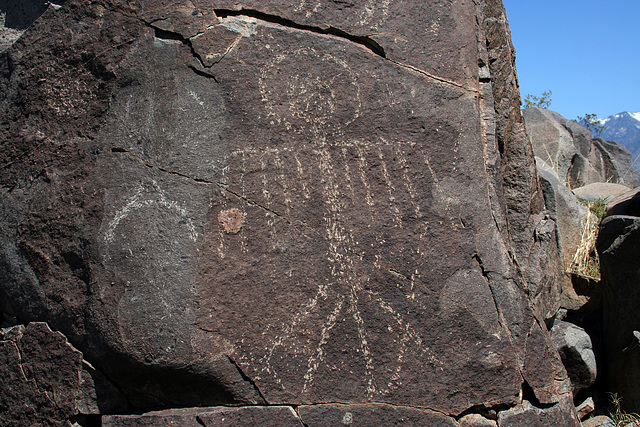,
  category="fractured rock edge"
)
[0,323,572,423]
[111,2,478,92]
